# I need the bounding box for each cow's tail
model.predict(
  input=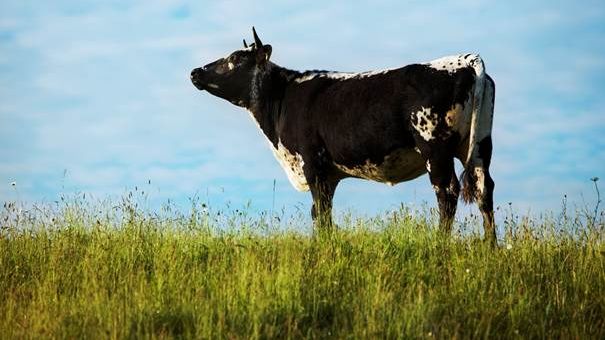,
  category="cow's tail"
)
[460,55,485,204]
